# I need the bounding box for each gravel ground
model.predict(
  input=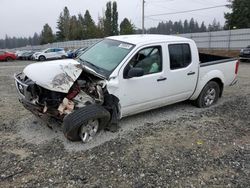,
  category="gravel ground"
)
[0,60,250,187]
